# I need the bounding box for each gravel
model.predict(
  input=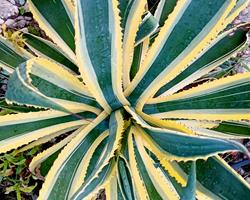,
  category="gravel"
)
[0,0,34,34]
[0,0,19,19]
